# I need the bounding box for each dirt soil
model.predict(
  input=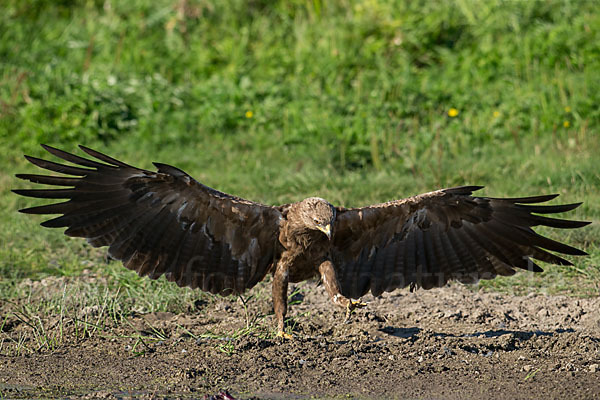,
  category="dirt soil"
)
[1,278,600,399]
